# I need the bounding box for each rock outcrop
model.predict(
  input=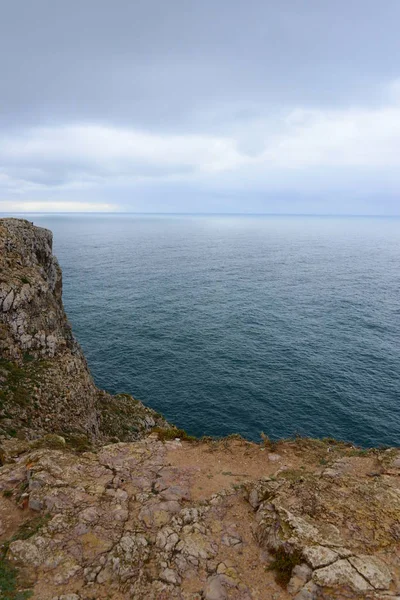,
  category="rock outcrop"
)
[0,218,167,442]
[1,218,399,600]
